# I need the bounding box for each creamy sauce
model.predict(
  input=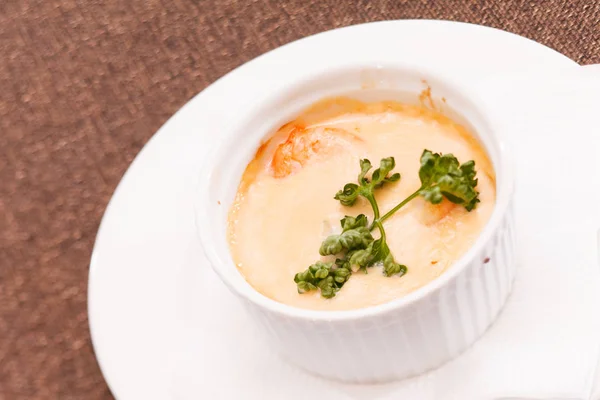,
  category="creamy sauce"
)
[228,98,496,311]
